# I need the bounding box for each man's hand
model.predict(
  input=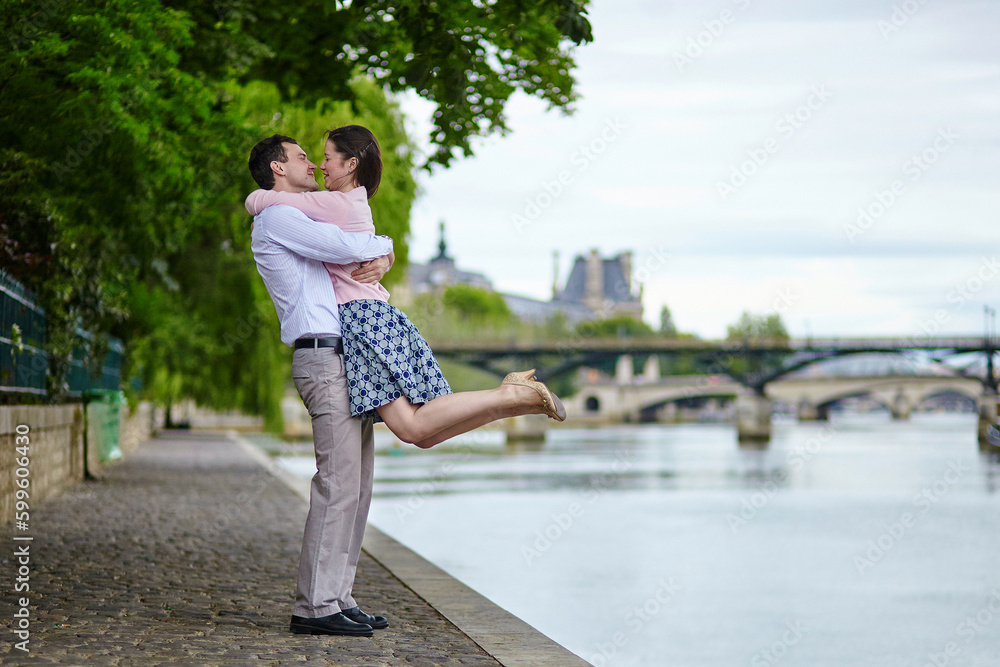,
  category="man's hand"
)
[352,253,393,284]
